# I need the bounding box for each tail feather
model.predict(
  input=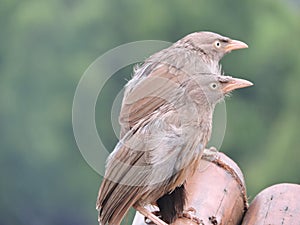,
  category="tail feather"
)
[97,179,141,225]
